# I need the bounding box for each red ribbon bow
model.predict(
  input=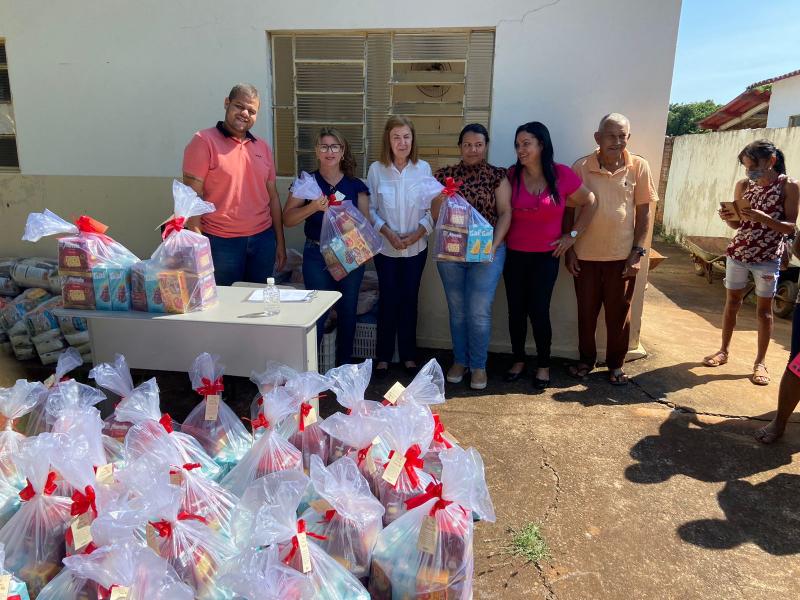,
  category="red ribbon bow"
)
[178,511,208,525]
[246,414,270,431]
[356,445,371,466]
[196,376,224,397]
[159,413,174,433]
[405,481,453,515]
[328,193,343,206]
[19,471,58,501]
[162,215,186,240]
[385,444,425,489]
[75,215,113,244]
[319,509,337,524]
[283,519,327,565]
[299,402,313,432]
[149,520,172,539]
[432,414,453,449]
[71,485,97,518]
[169,462,202,476]
[442,177,462,198]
